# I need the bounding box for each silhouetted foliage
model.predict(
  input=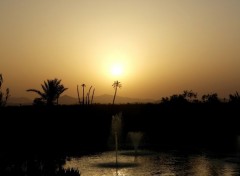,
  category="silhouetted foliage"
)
[27,78,68,106]
[33,97,46,106]
[112,80,122,104]
[170,94,188,104]
[183,90,198,102]
[1,103,239,154]
[57,168,81,176]
[202,93,221,104]
[0,74,10,107]
[161,97,170,104]
[229,91,240,104]
[0,160,80,176]
[161,90,198,104]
